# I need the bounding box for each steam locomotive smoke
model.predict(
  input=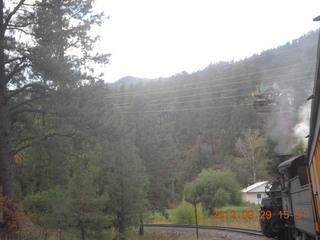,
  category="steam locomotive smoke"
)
[293,102,311,148]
